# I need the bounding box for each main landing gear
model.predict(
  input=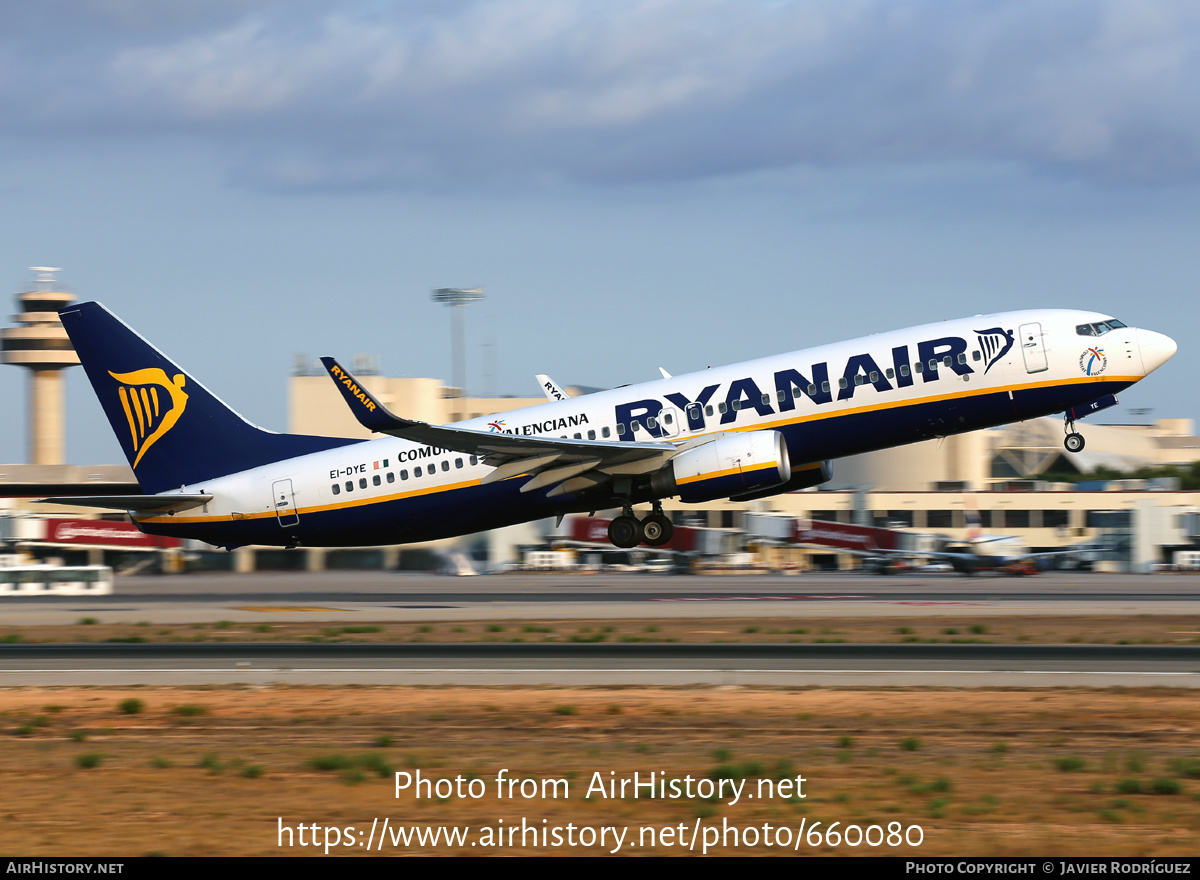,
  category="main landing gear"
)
[608,501,674,549]
[1063,414,1086,453]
